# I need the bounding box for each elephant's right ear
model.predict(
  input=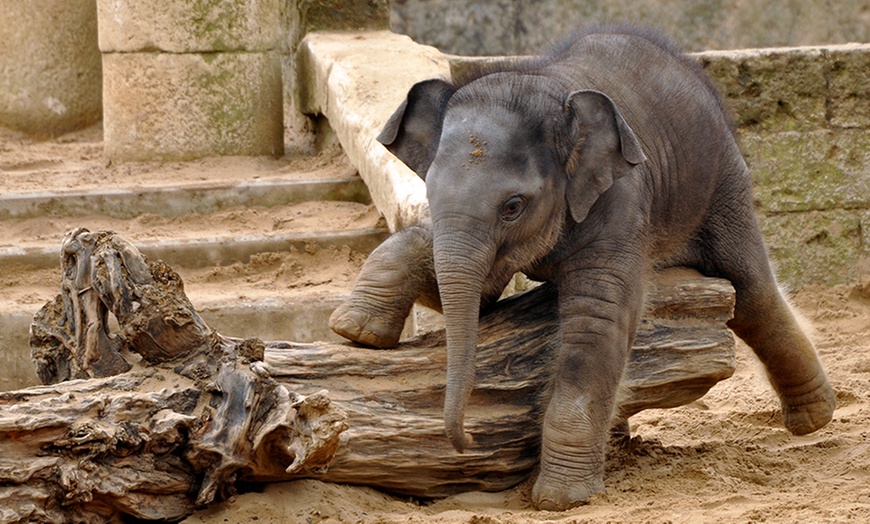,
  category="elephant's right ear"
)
[377,79,455,180]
